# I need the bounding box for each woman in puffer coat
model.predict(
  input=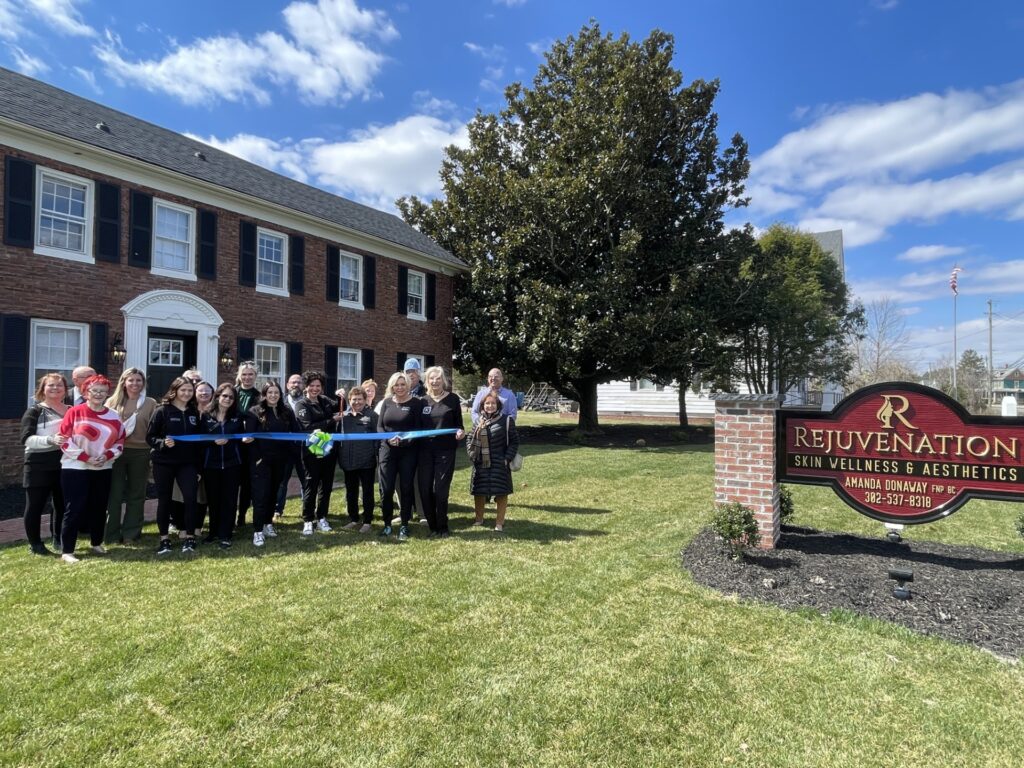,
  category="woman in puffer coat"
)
[466,392,518,532]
